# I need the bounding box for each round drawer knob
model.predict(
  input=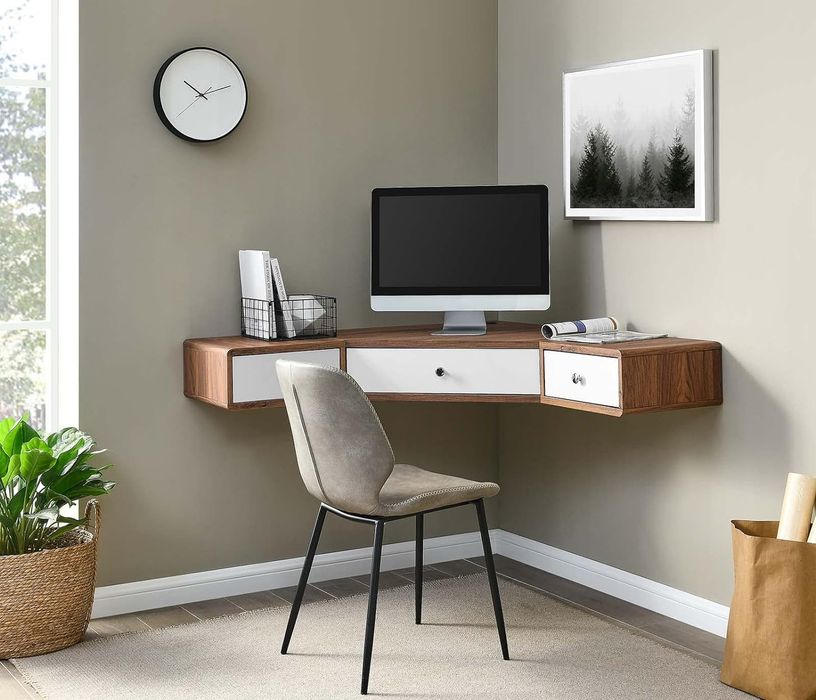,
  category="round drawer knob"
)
[435,367,445,377]
[571,373,584,385]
